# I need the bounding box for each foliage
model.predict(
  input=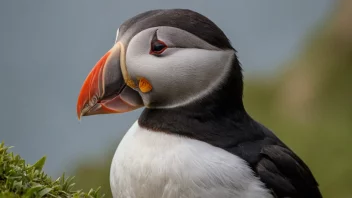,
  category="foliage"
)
[0,142,104,198]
